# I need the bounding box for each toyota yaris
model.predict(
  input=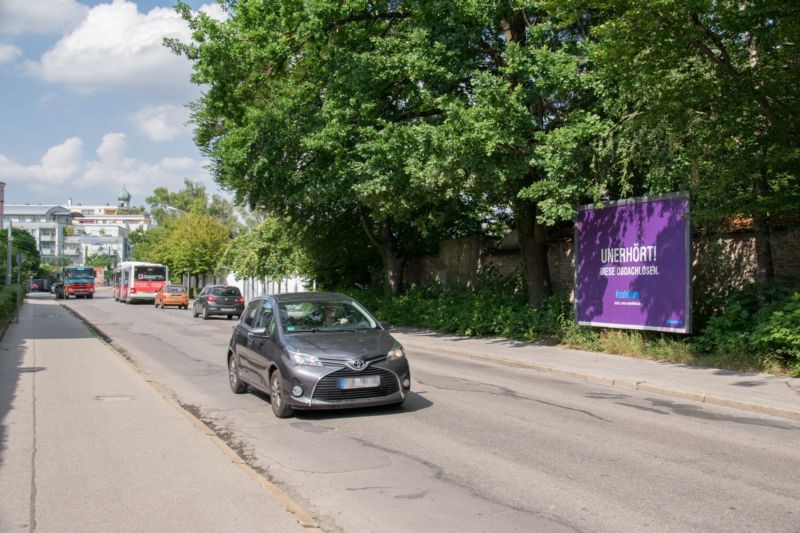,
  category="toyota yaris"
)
[227,292,411,418]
